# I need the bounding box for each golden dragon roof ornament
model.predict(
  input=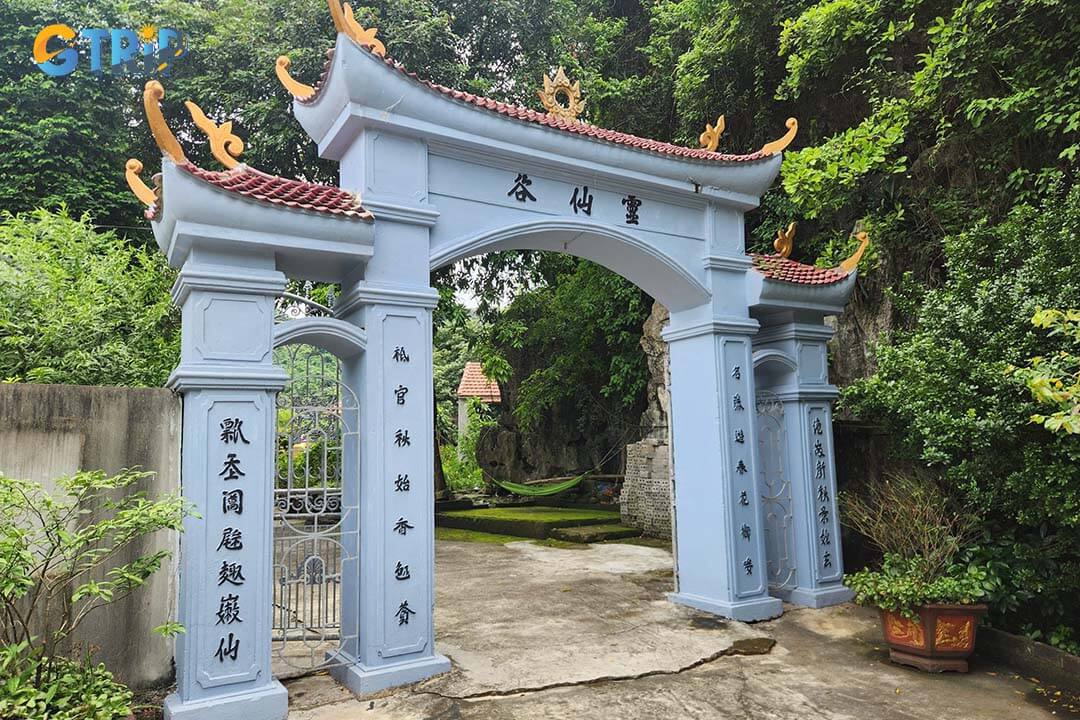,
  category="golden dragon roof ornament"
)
[275,56,316,100]
[126,81,249,208]
[760,118,798,155]
[328,0,386,56]
[185,101,244,169]
[839,231,870,273]
[775,222,796,258]
[538,67,585,123]
[699,115,725,153]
